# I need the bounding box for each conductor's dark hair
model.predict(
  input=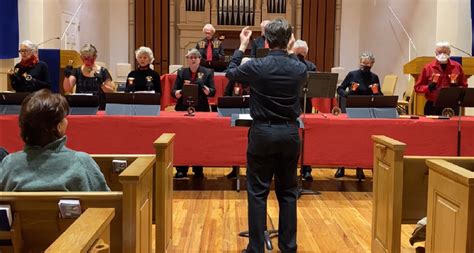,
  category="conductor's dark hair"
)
[264,18,293,50]
[19,89,69,147]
